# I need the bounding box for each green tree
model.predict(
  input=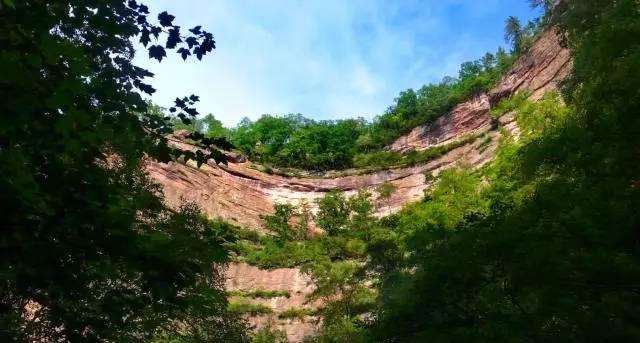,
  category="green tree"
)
[348,191,375,235]
[303,261,373,343]
[505,15,524,53]
[262,204,297,243]
[316,192,351,235]
[0,0,246,341]
[368,1,640,341]
[530,0,555,20]
[202,113,229,139]
[252,325,289,343]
